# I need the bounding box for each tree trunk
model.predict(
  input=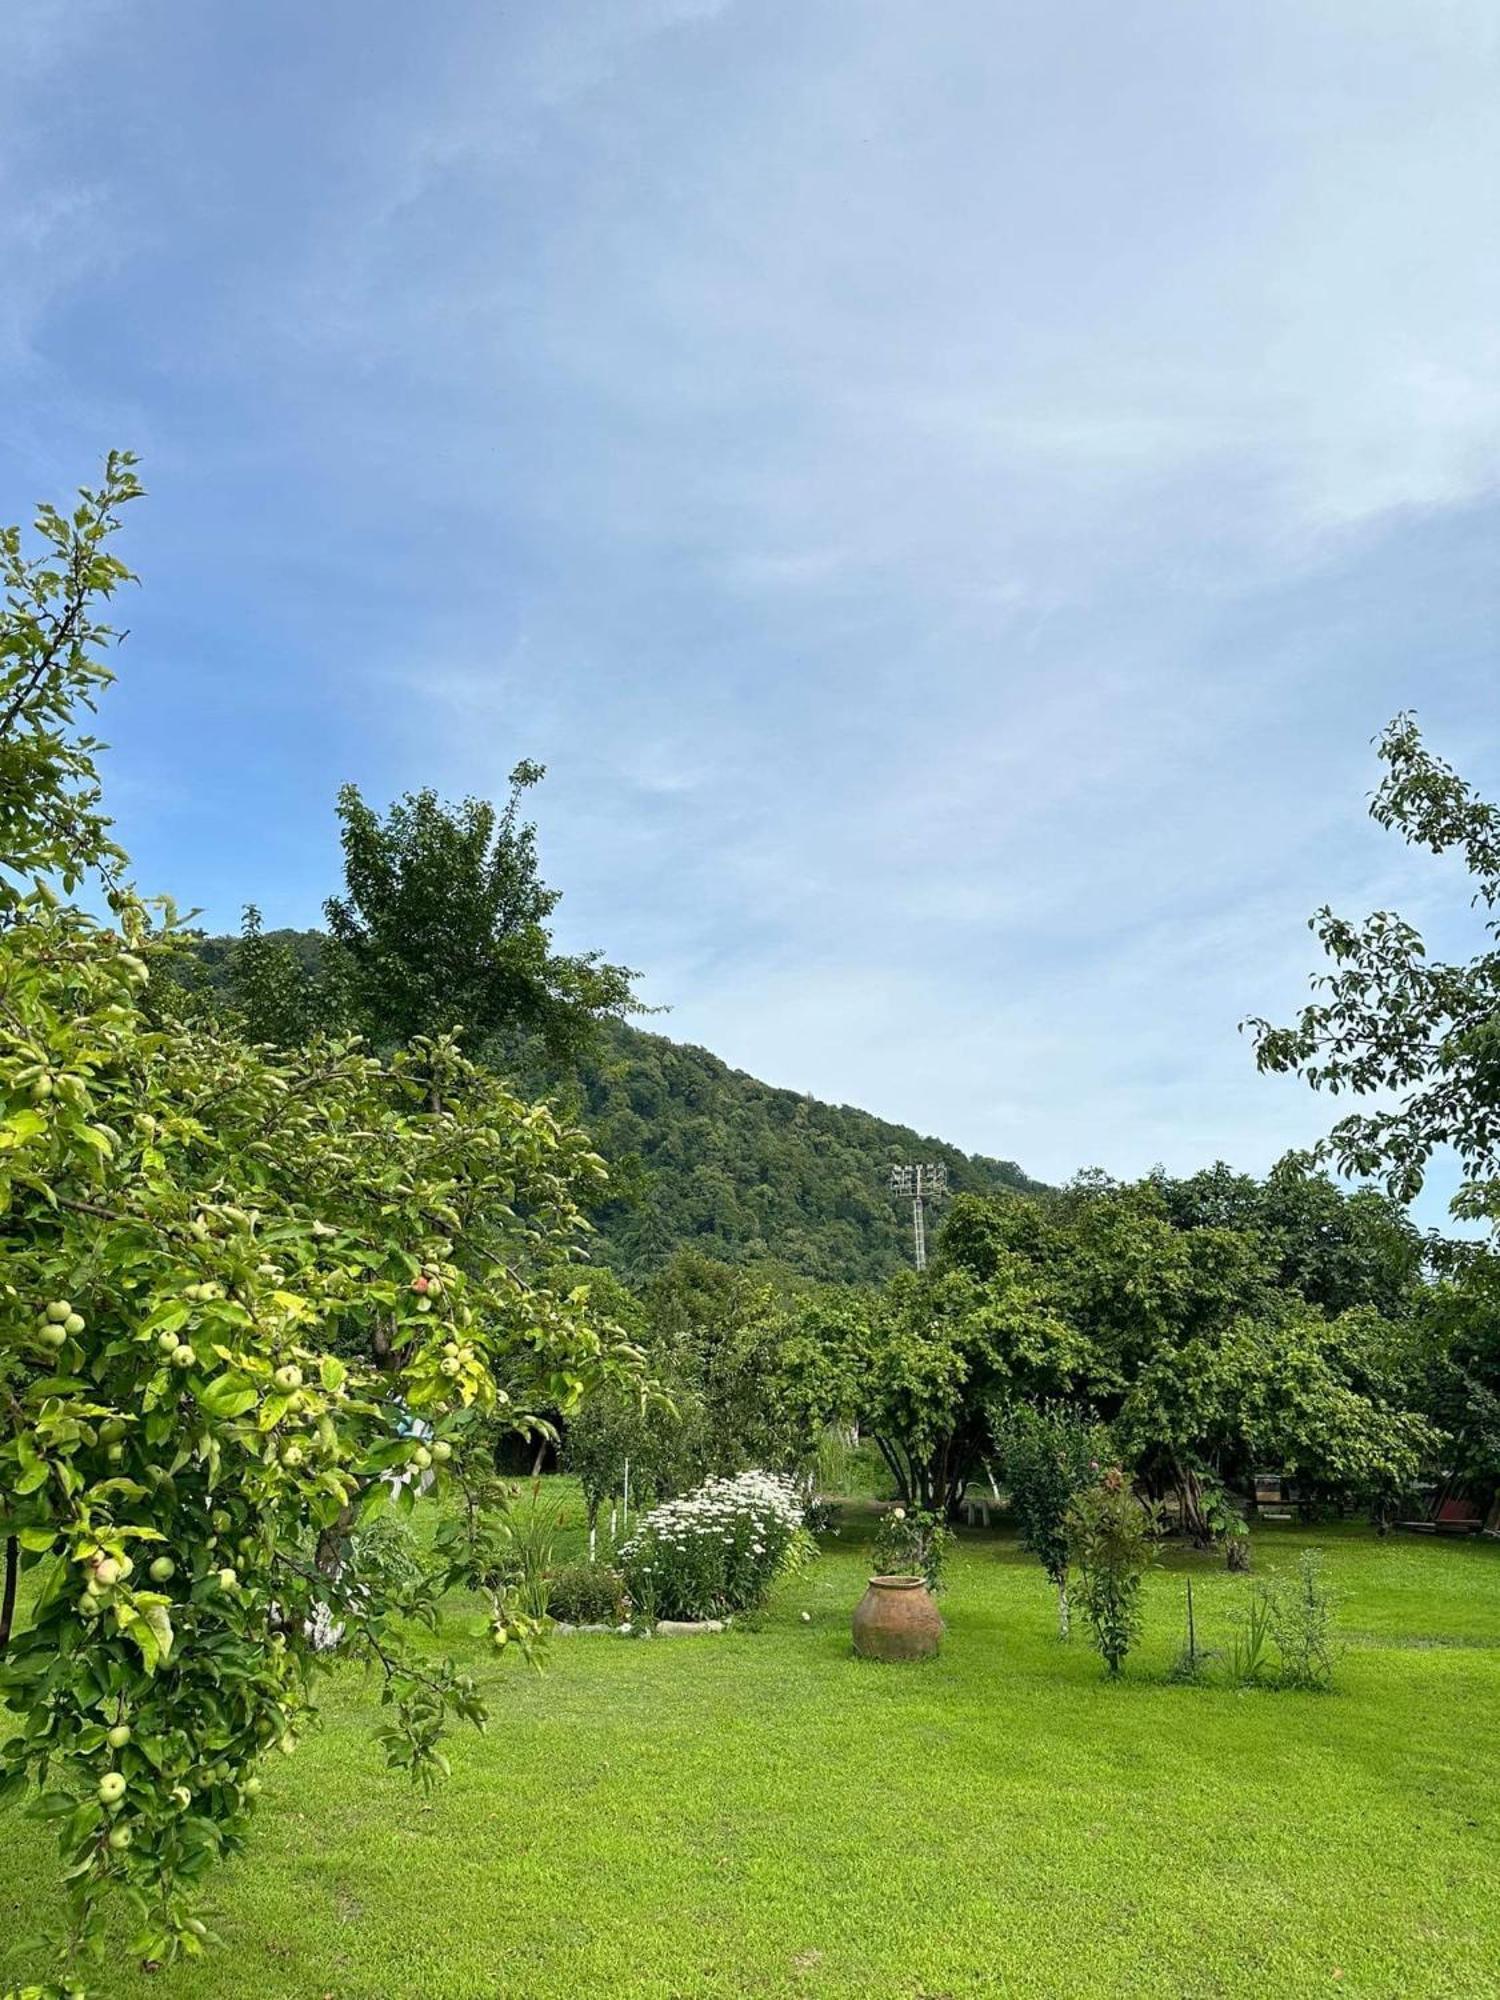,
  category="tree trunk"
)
[1056,1576,1070,1641]
[872,1433,915,1506]
[0,1536,17,1655]
[1174,1458,1211,1545]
